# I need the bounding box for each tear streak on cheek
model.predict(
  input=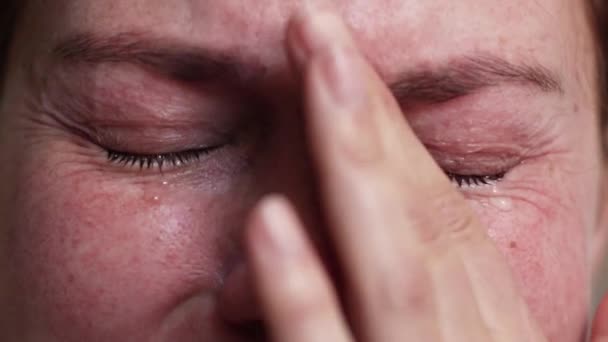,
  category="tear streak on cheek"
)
[9,168,246,338]
[467,185,589,342]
